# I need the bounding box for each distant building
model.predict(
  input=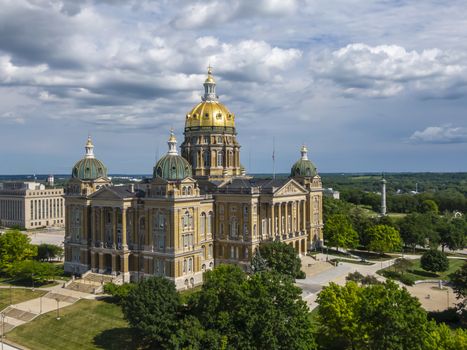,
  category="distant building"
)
[323,188,340,200]
[0,181,65,229]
